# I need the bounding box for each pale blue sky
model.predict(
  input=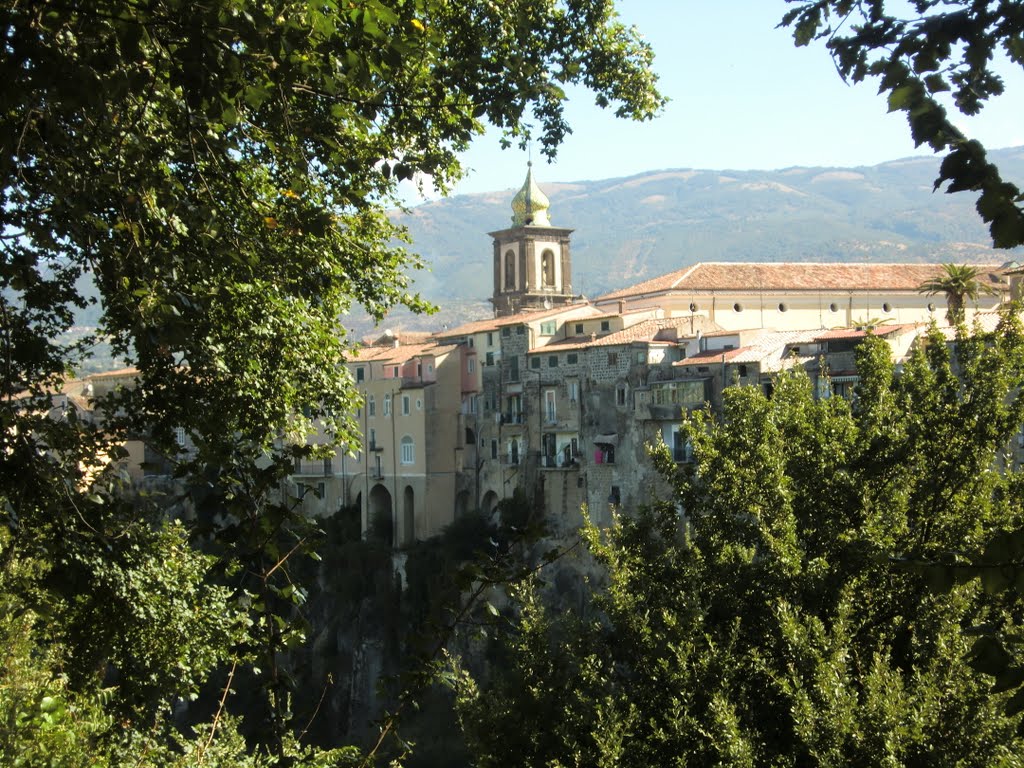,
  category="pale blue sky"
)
[408,1,1024,200]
